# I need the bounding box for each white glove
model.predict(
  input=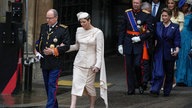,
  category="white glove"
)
[131,37,141,43]
[118,45,123,55]
[36,52,44,60]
